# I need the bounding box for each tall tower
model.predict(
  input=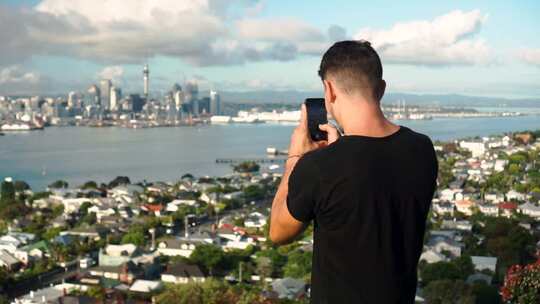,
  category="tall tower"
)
[210,90,220,115]
[110,86,121,112]
[143,64,149,101]
[99,79,112,110]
